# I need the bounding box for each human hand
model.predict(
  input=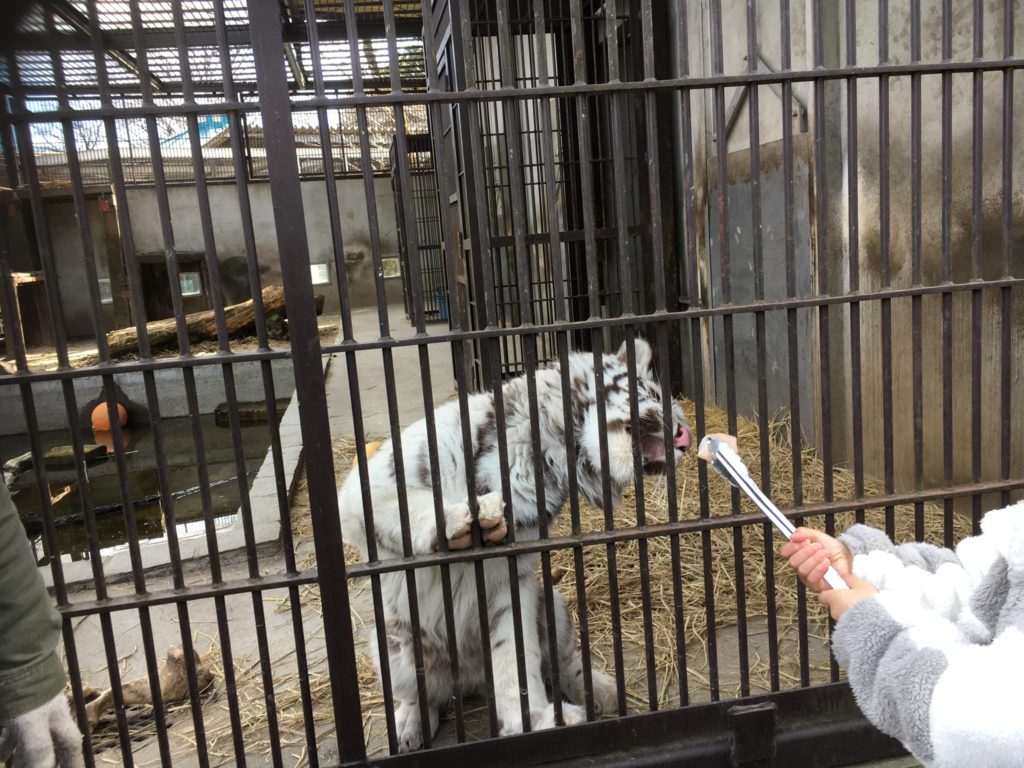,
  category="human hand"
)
[779,527,853,593]
[0,692,84,768]
[819,573,878,621]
